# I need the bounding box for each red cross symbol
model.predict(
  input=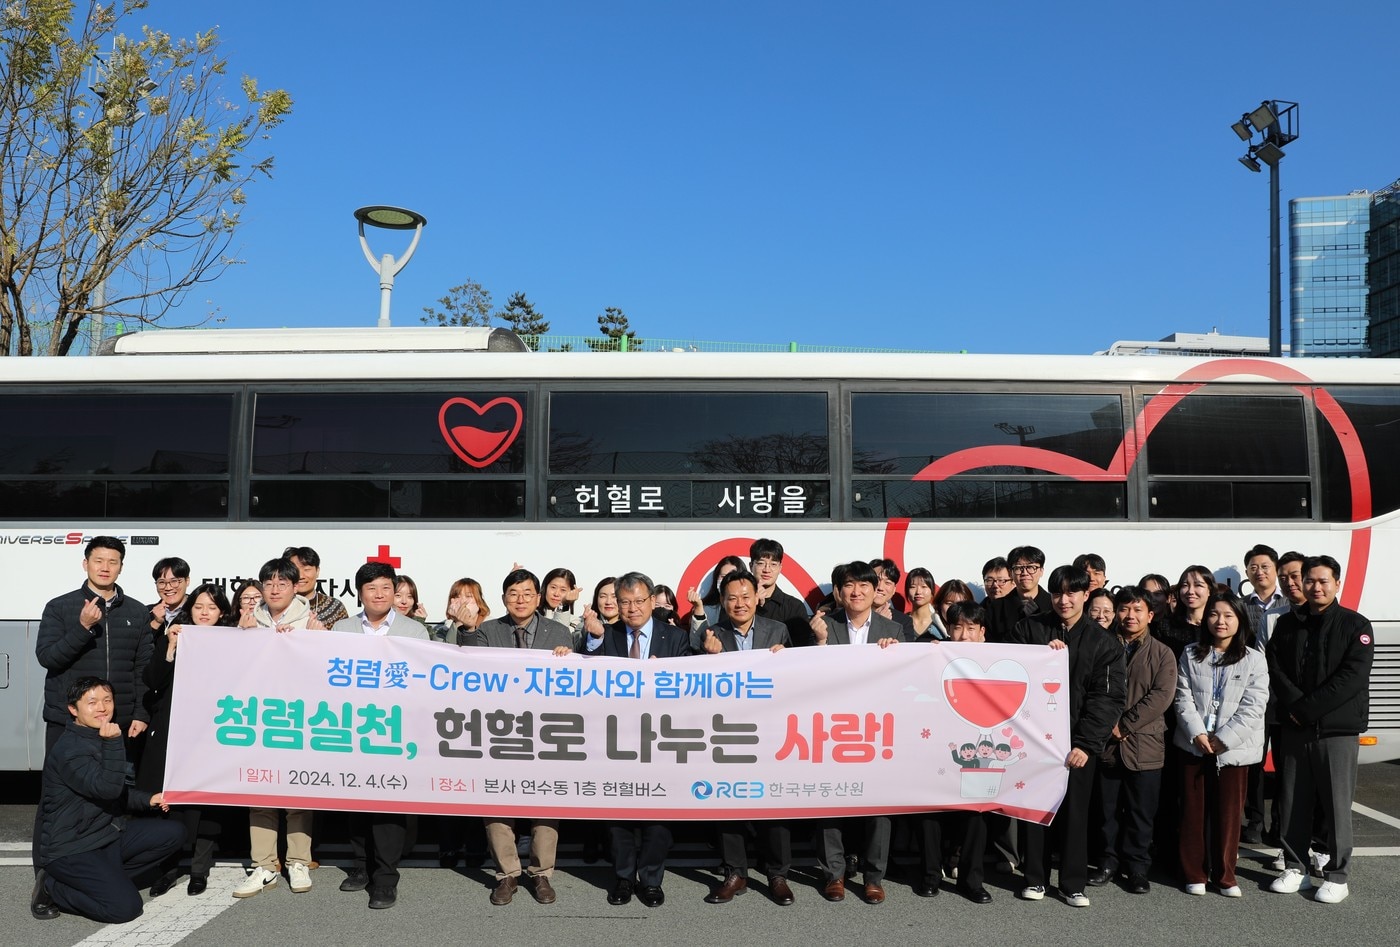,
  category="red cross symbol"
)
[367,545,401,568]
